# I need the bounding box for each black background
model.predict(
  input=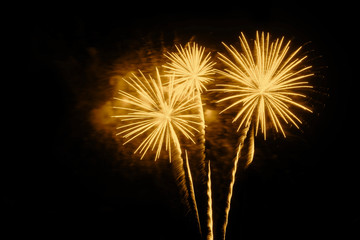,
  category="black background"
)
[10,2,358,239]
